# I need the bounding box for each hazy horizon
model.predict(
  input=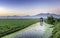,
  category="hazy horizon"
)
[0,0,60,16]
